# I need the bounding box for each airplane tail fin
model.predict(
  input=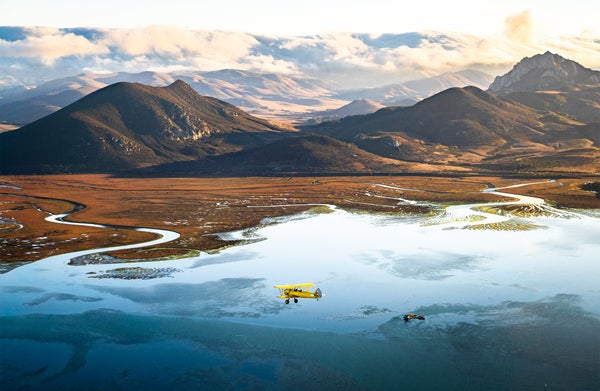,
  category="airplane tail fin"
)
[314,288,322,299]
